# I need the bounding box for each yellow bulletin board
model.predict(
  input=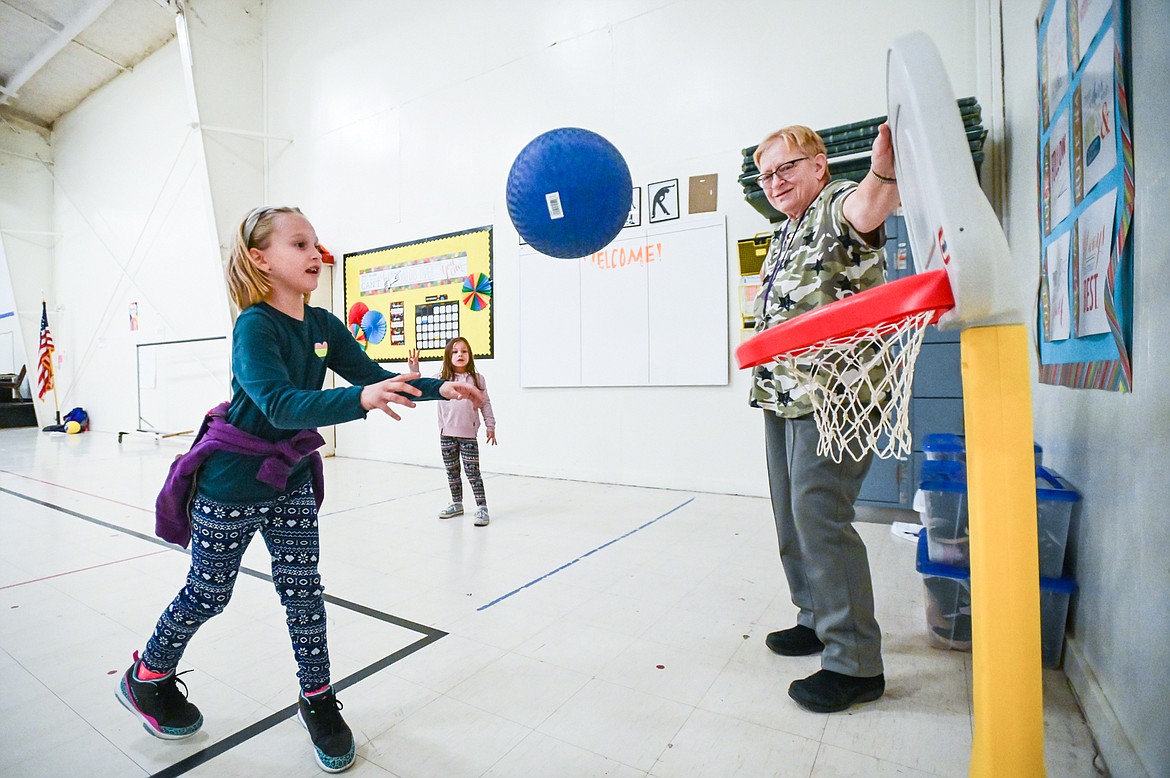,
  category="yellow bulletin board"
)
[343,226,494,363]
